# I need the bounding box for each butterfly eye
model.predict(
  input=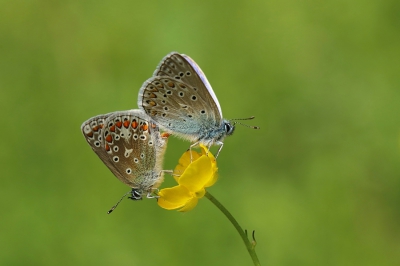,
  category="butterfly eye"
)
[130,189,142,200]
[225,122,235,135]
[225,124,230,133]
